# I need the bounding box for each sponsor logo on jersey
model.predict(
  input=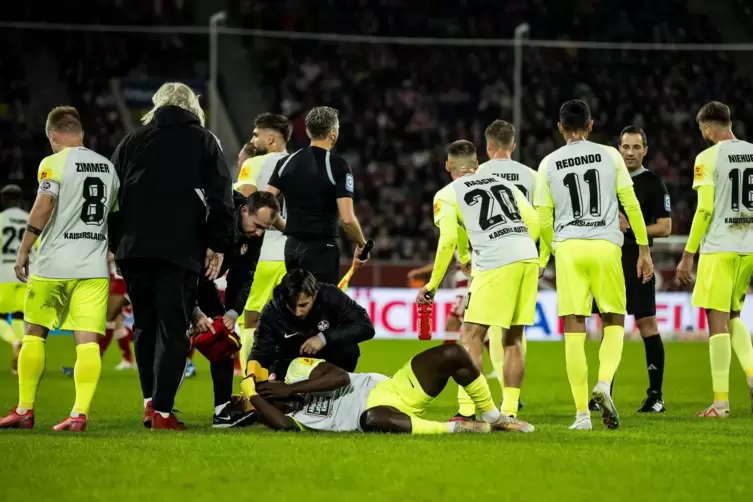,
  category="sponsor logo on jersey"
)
[488,225,528,240]
[304,394,333,417]
[694,164,704,180]
[75,162,110,173]
[345,173,354,193]
[433,201,441,217]
[664,194,671,212]
[240,244,248,255]
[239,165,250,182]
[318,320,330,332]
[64,232,106,241]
